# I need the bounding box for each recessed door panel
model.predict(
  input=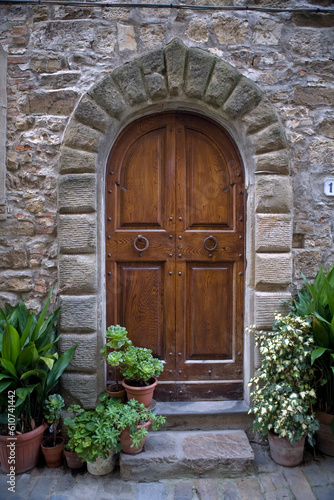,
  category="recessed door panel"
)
[106,112,245,401]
